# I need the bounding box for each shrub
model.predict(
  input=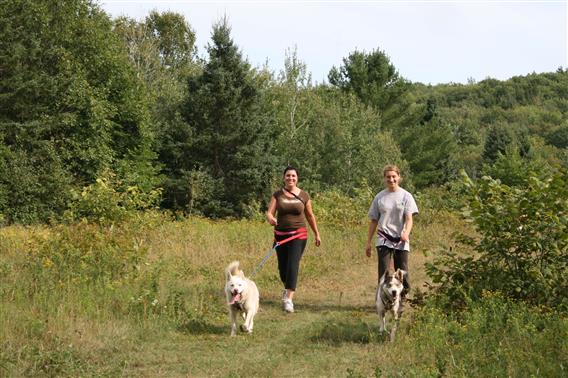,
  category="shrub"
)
[65,171,162,226]
[314,182,374,226]
[426,169,568,312]
[0,141,74,224]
